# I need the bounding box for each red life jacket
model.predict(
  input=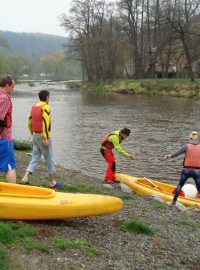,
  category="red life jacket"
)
[0,91,12,128]
[100,132,122,150]
[31,105,44,133]
[184,144,200,168]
